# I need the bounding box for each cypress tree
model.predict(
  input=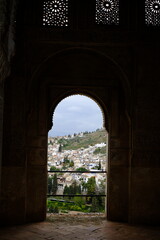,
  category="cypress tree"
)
[52,174,58,195]
[48,176,52,194]
[58,144,62,152]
